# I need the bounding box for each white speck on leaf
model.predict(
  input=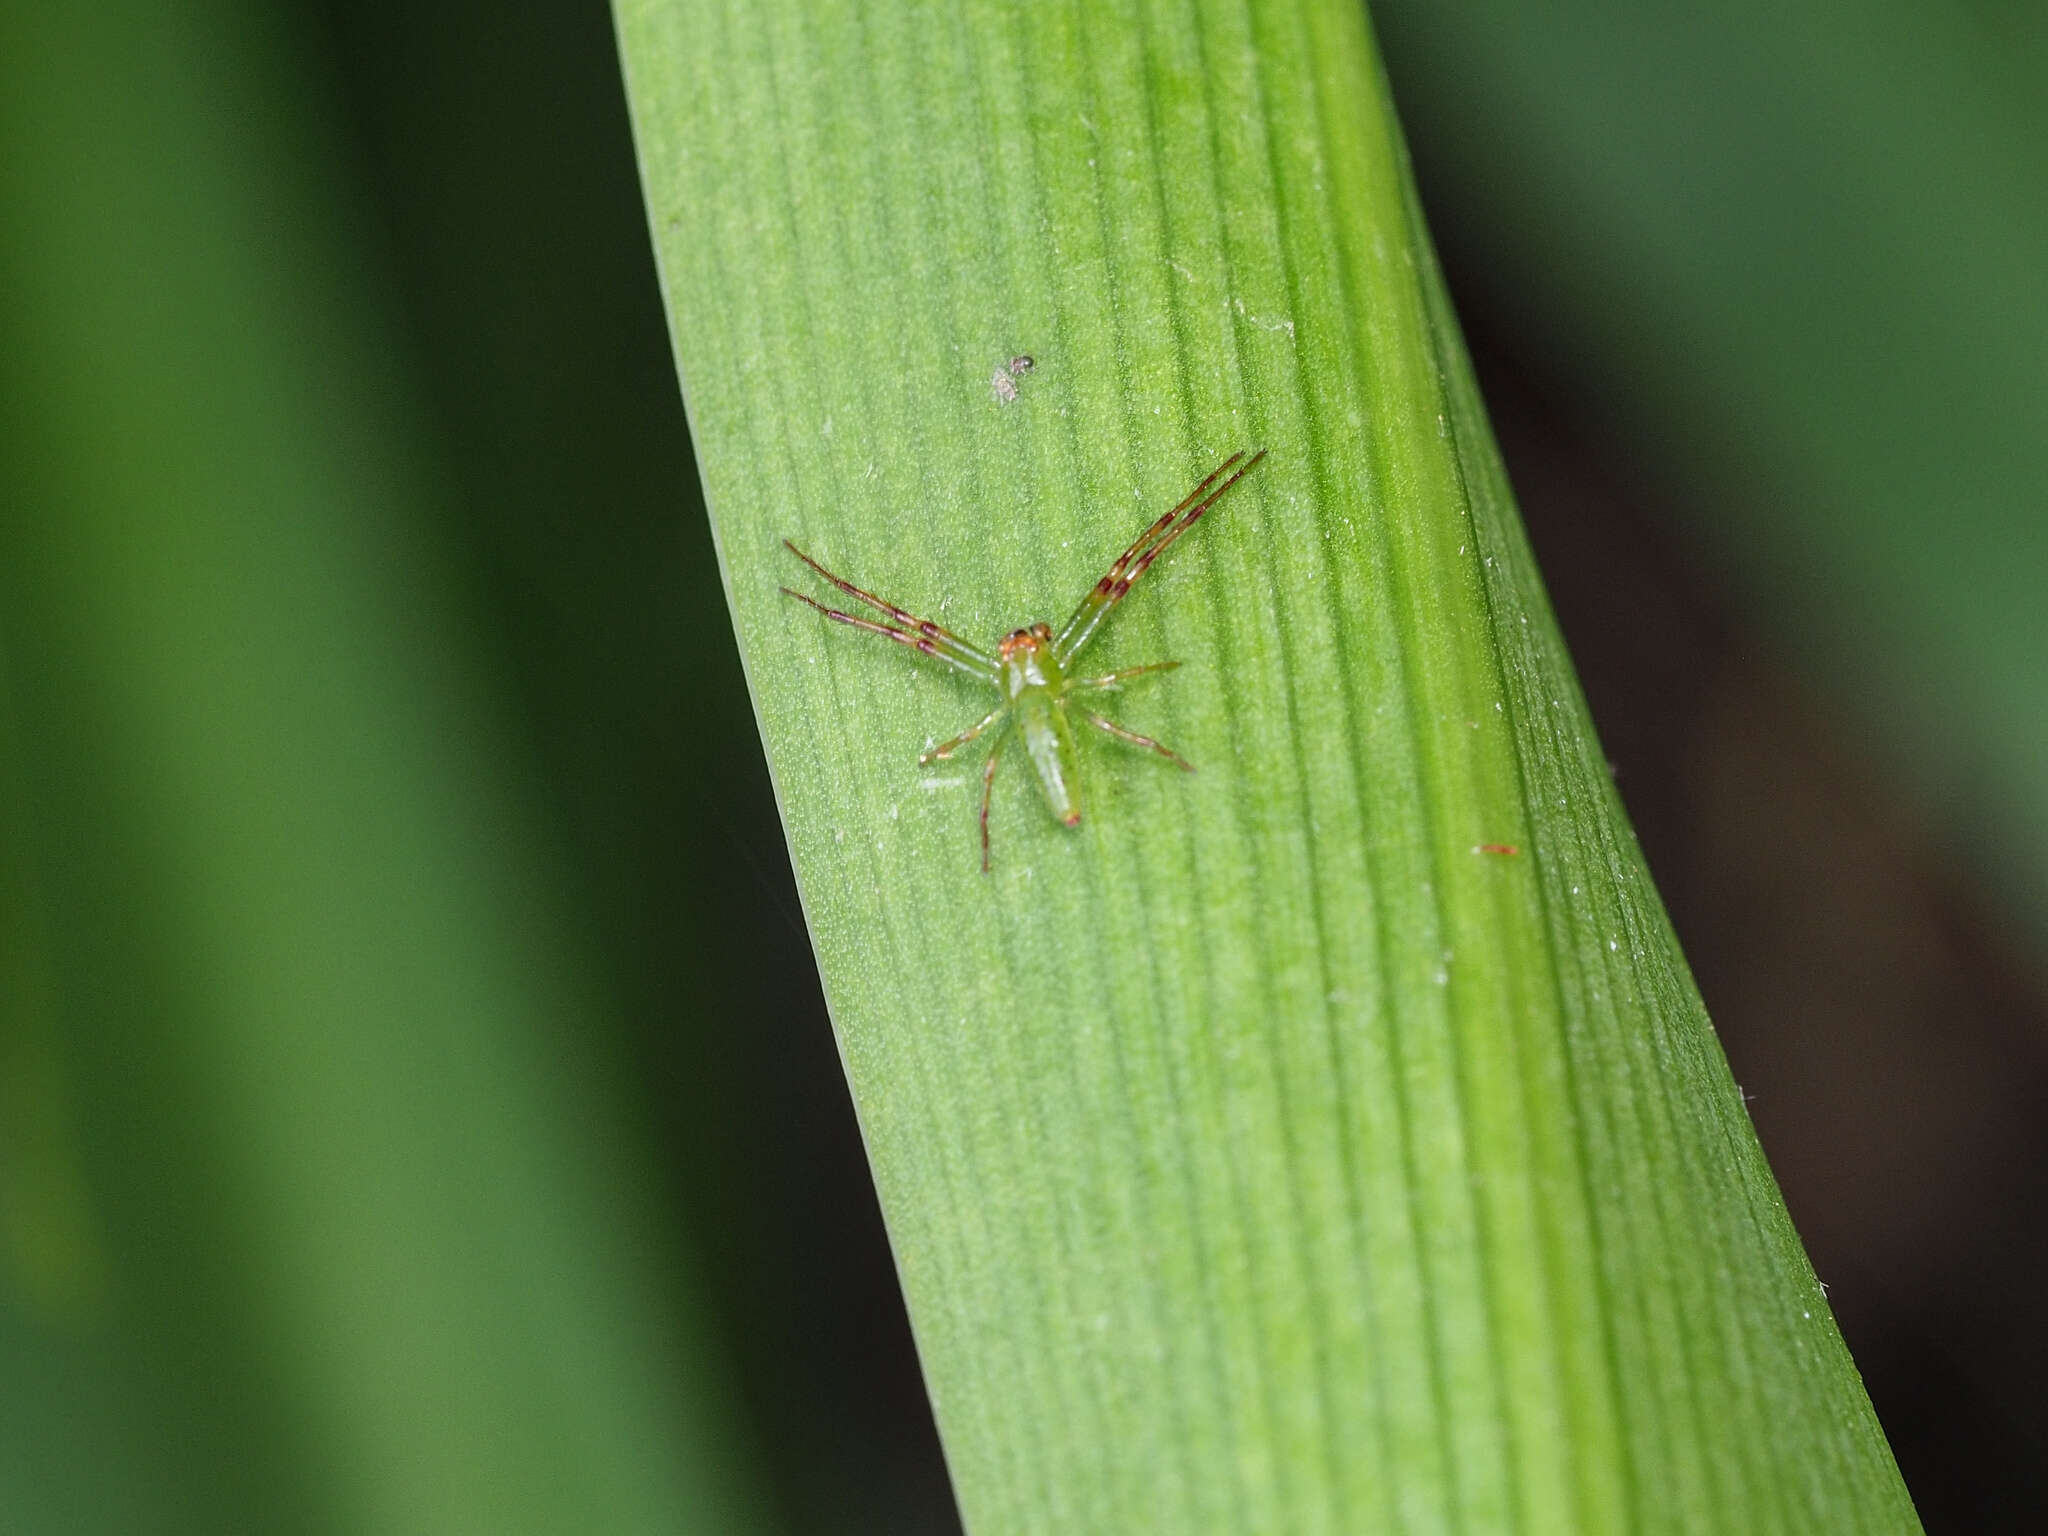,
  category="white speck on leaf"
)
[1229,295,1295,336]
